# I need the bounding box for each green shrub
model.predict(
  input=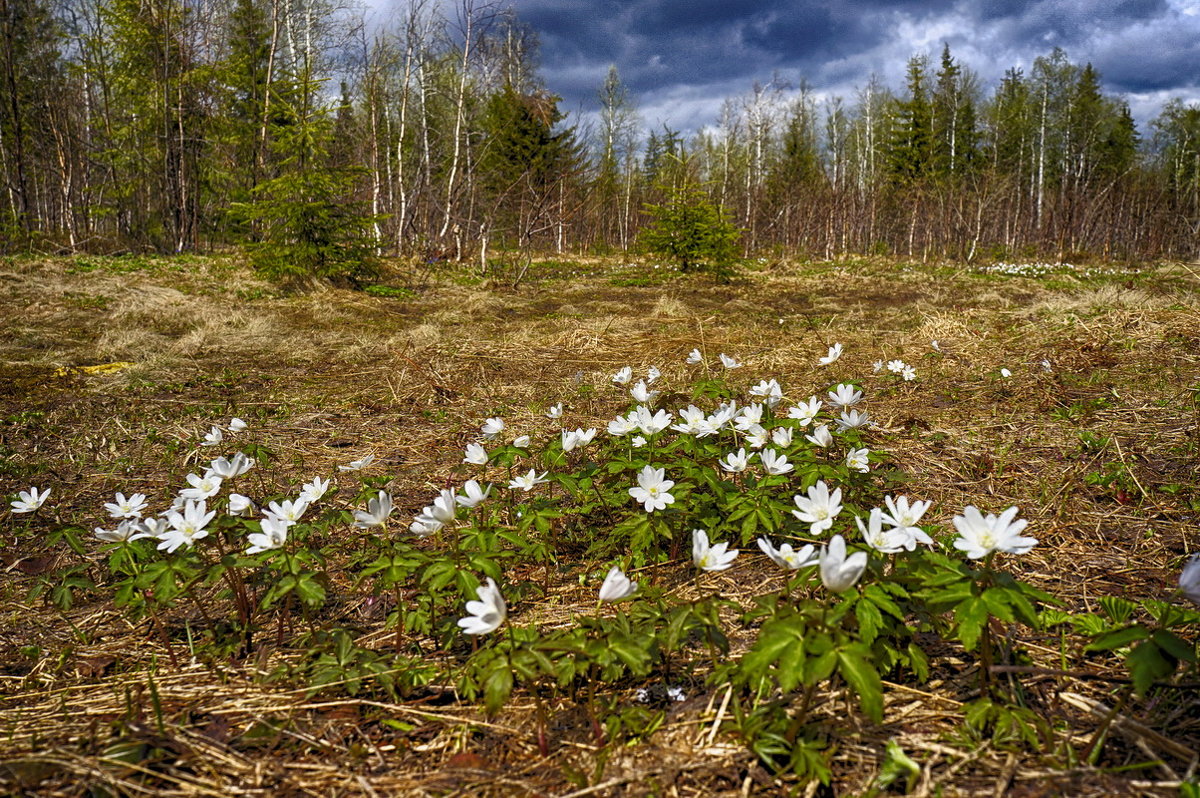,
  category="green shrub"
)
[638,183,741,280]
